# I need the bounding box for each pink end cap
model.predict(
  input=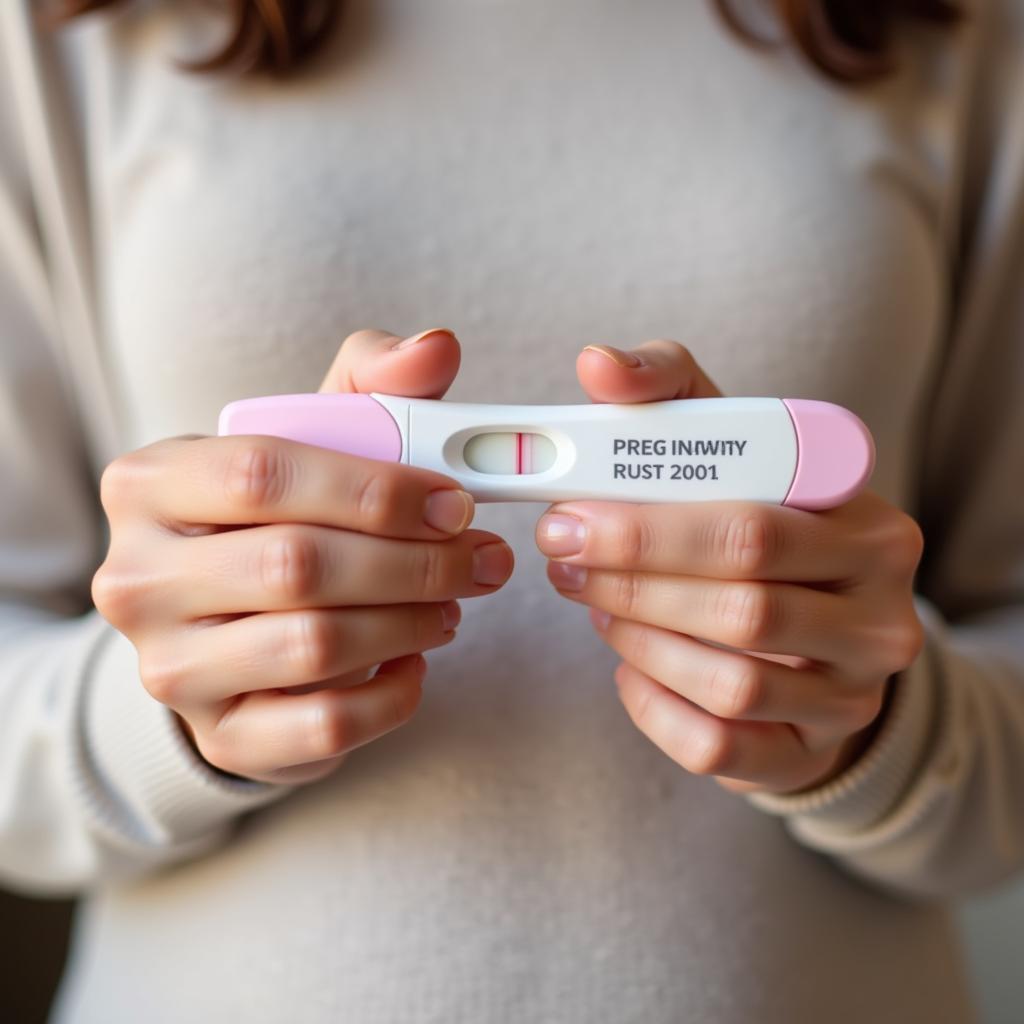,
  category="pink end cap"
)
[781,399,875,510]
[217,393,402,463]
